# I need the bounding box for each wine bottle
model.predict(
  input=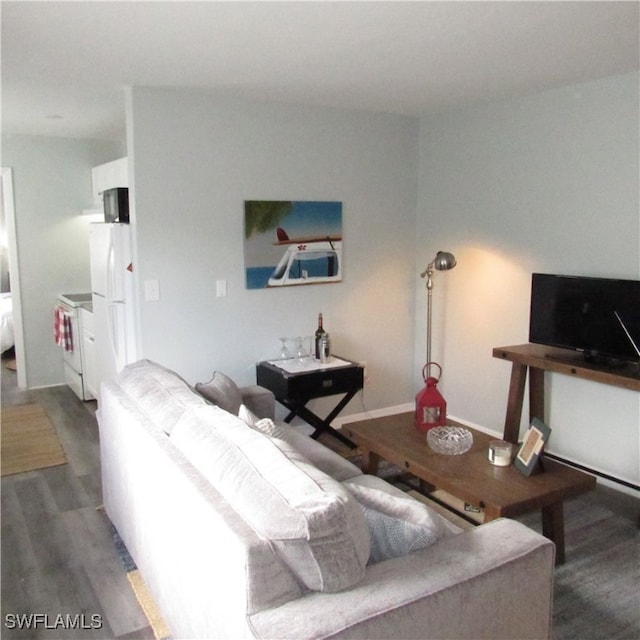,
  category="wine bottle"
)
[314,313,326,359]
